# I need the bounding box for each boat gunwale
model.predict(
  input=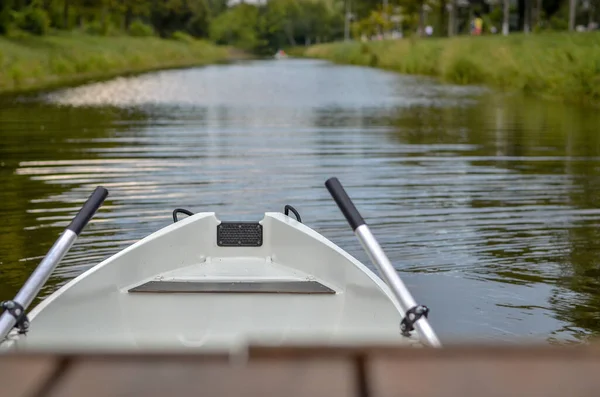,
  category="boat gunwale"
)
[1,211,416,347]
